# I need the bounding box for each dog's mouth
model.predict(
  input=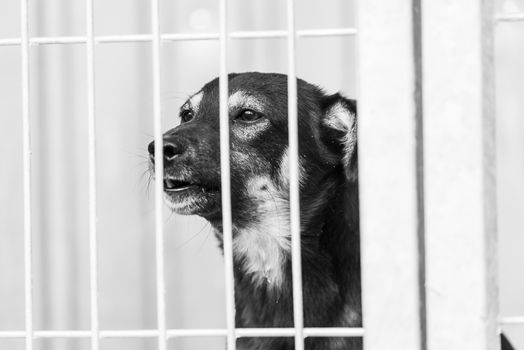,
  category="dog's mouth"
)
[163,178,199,192]
[161,175,220,215]
[163,177,217,193]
